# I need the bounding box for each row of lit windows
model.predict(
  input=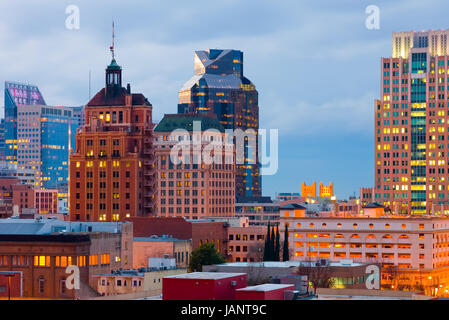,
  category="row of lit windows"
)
[33,254,111,267]
[293,222,423,229]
